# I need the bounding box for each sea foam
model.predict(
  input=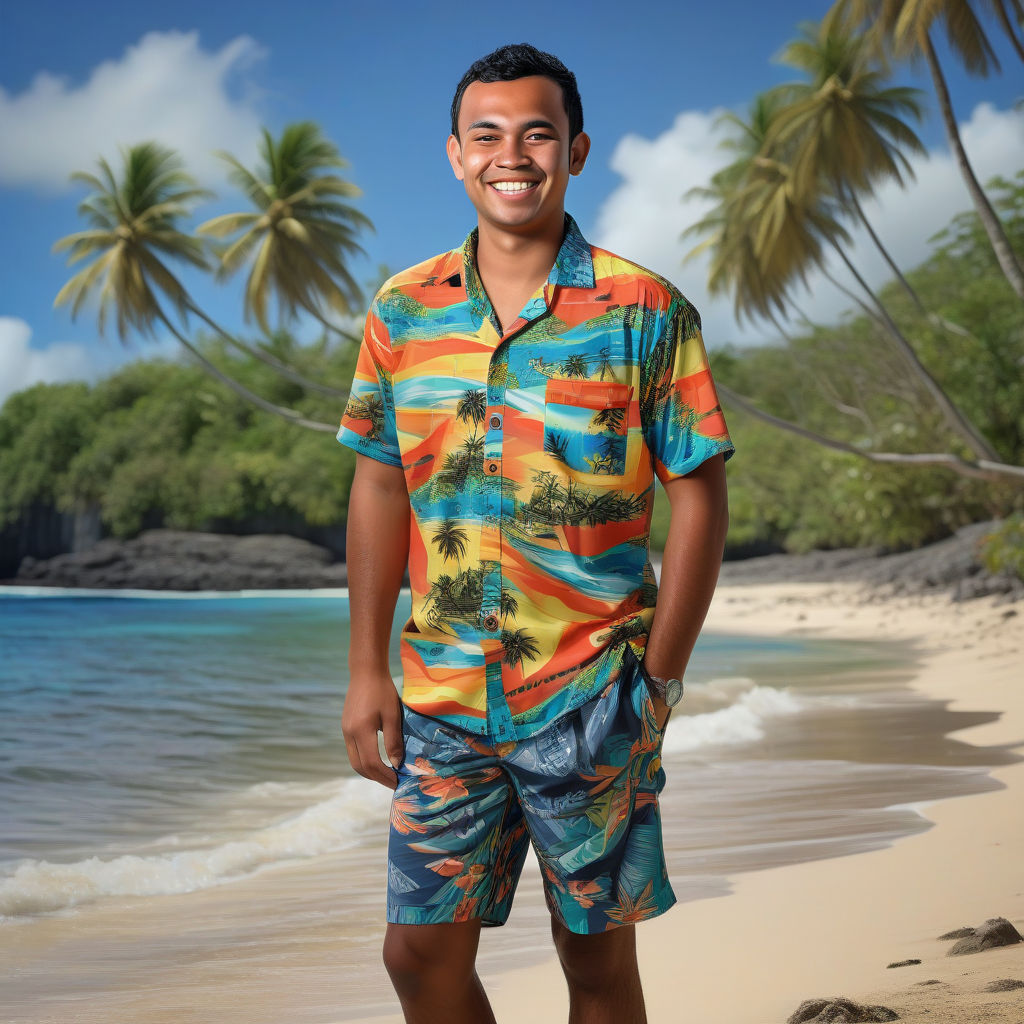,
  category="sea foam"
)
[1,679,811,919]
[660,678,806,755]
[0,776,392,919]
